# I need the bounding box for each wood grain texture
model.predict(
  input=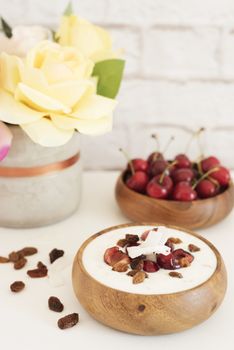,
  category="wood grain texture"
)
[72,223,227,335]
[115,173,234,230]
